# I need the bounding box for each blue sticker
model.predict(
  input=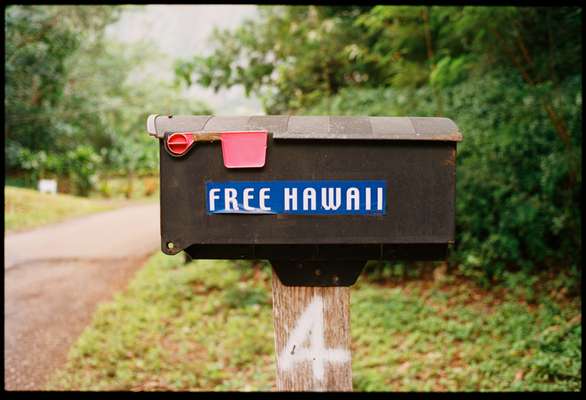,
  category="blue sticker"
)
[205,180,387,215]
